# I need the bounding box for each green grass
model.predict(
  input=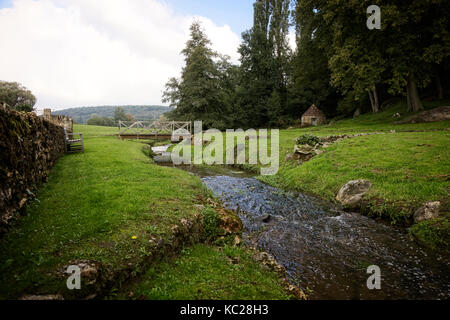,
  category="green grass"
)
[191,101,449,226]
[0,124,292,299]
[262,131,450,224]
[3,99,447,298]
[153,100,450,250]
[113,244,291,300]
[254,101,449,213]
[175,100,449,229]
[73,124,118,138]
[188,100,449,249]
[409,214,450,253]
[276,100,449,161]
[0,132,205,298]
[288,99,450,135]
[258,100,450,250]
